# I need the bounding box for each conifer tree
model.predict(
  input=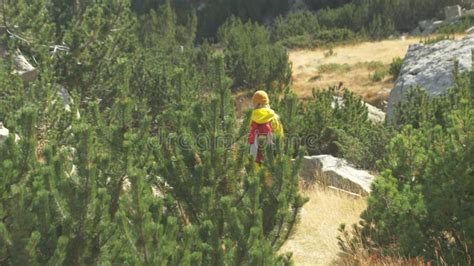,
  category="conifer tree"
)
[0,1,306,264]
[152,55,307,264]
[340,68,473,263]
